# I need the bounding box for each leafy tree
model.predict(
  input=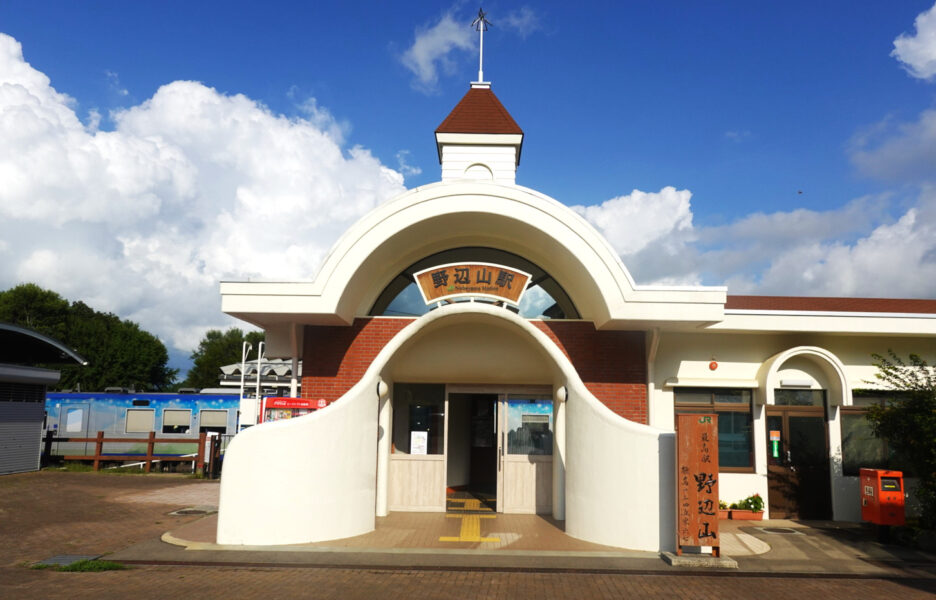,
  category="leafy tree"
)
[182,327,265,390]
[0,283,177,391]
[0,283,69,340]
[866,351,936,528]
